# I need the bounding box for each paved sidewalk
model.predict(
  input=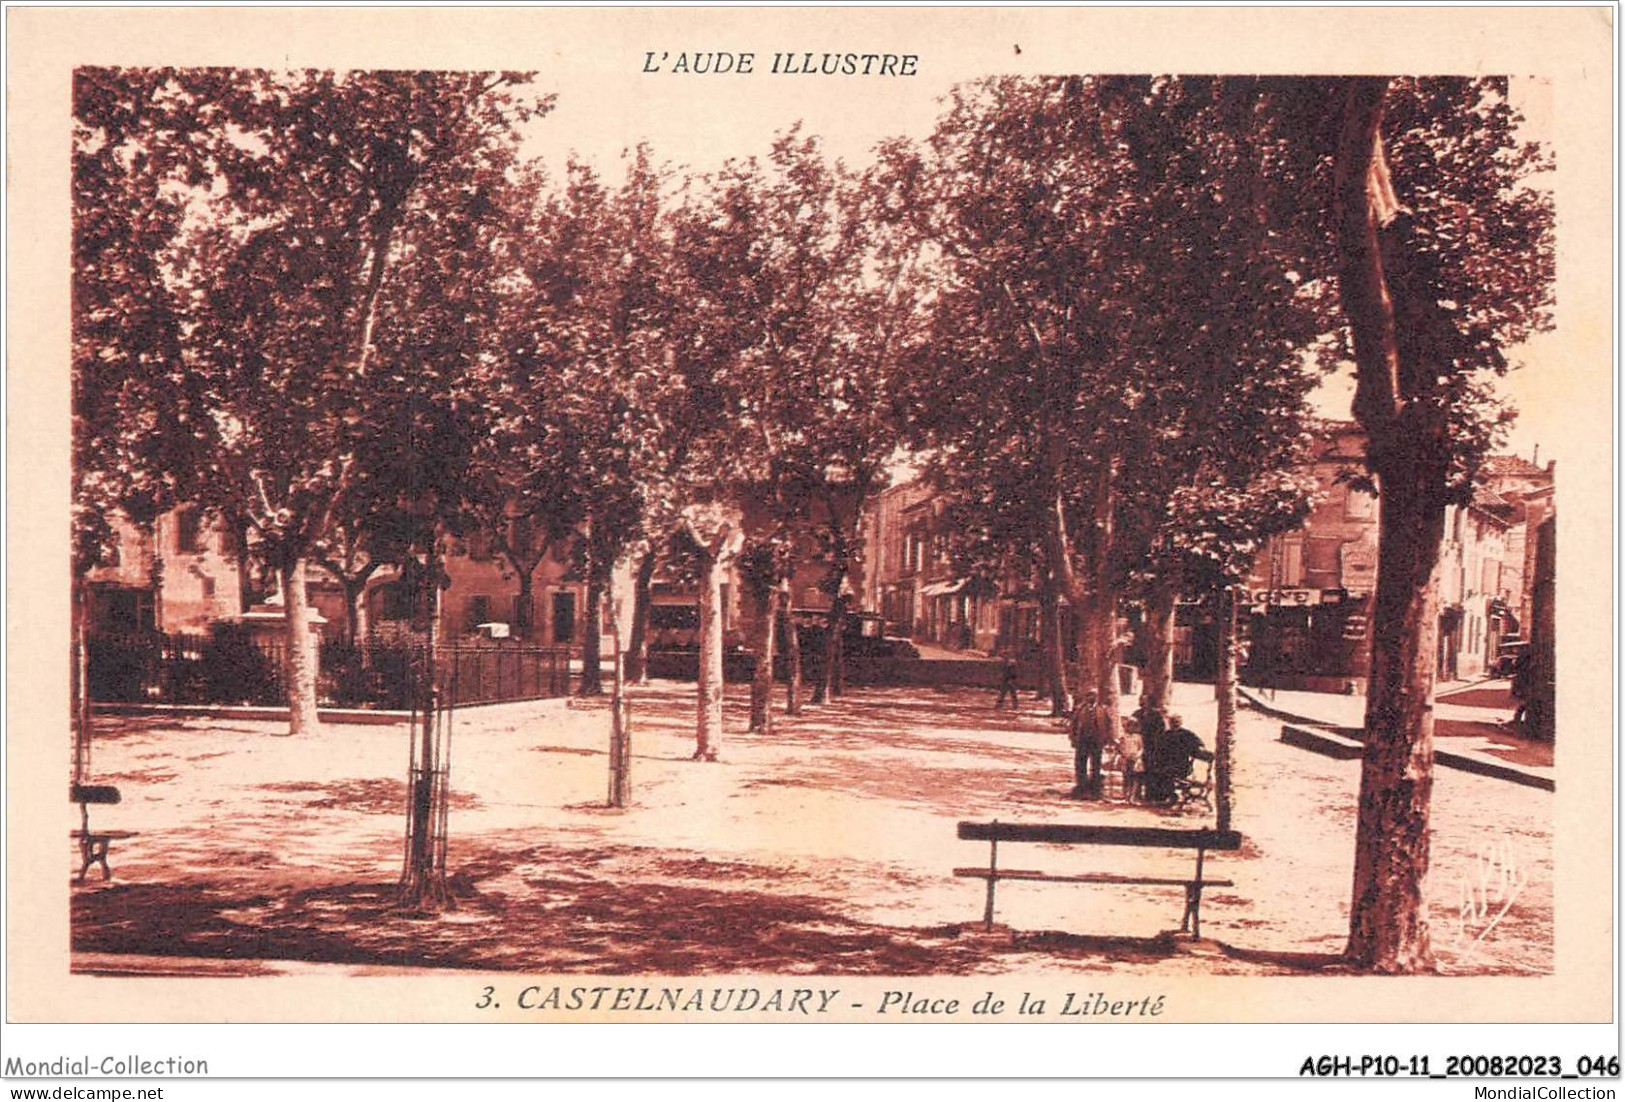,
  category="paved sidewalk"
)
[1240,679,1553,790]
